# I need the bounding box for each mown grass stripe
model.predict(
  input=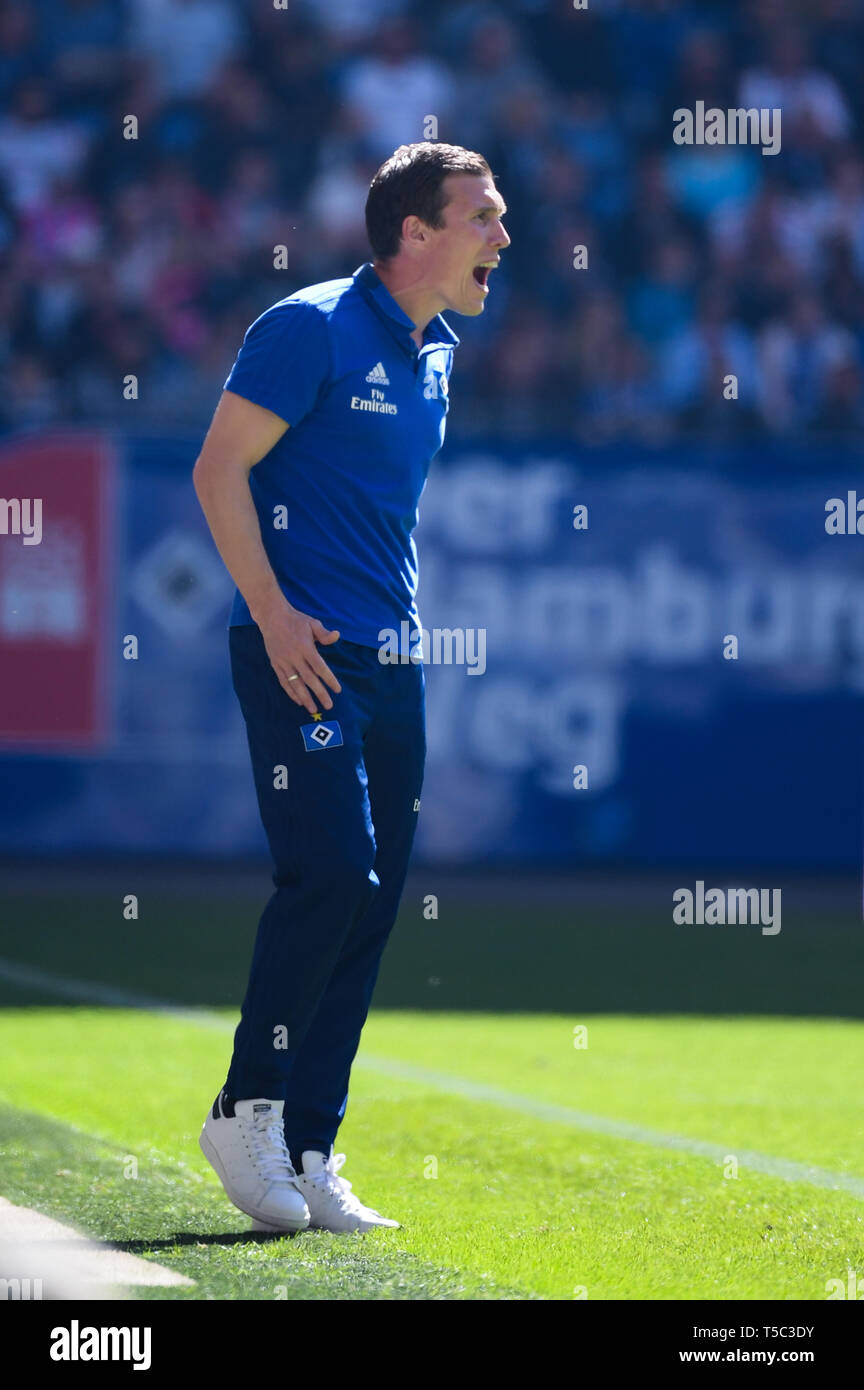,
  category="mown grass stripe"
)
[2,955,863,1201]
[0,1101,535,1301]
